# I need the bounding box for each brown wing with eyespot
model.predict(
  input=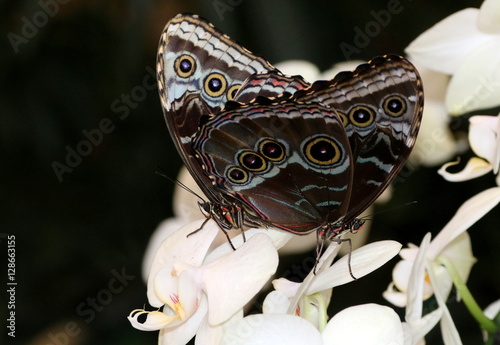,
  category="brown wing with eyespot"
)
[193,98,354,233]
[295,55,424,221]
[157,13,275,201]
